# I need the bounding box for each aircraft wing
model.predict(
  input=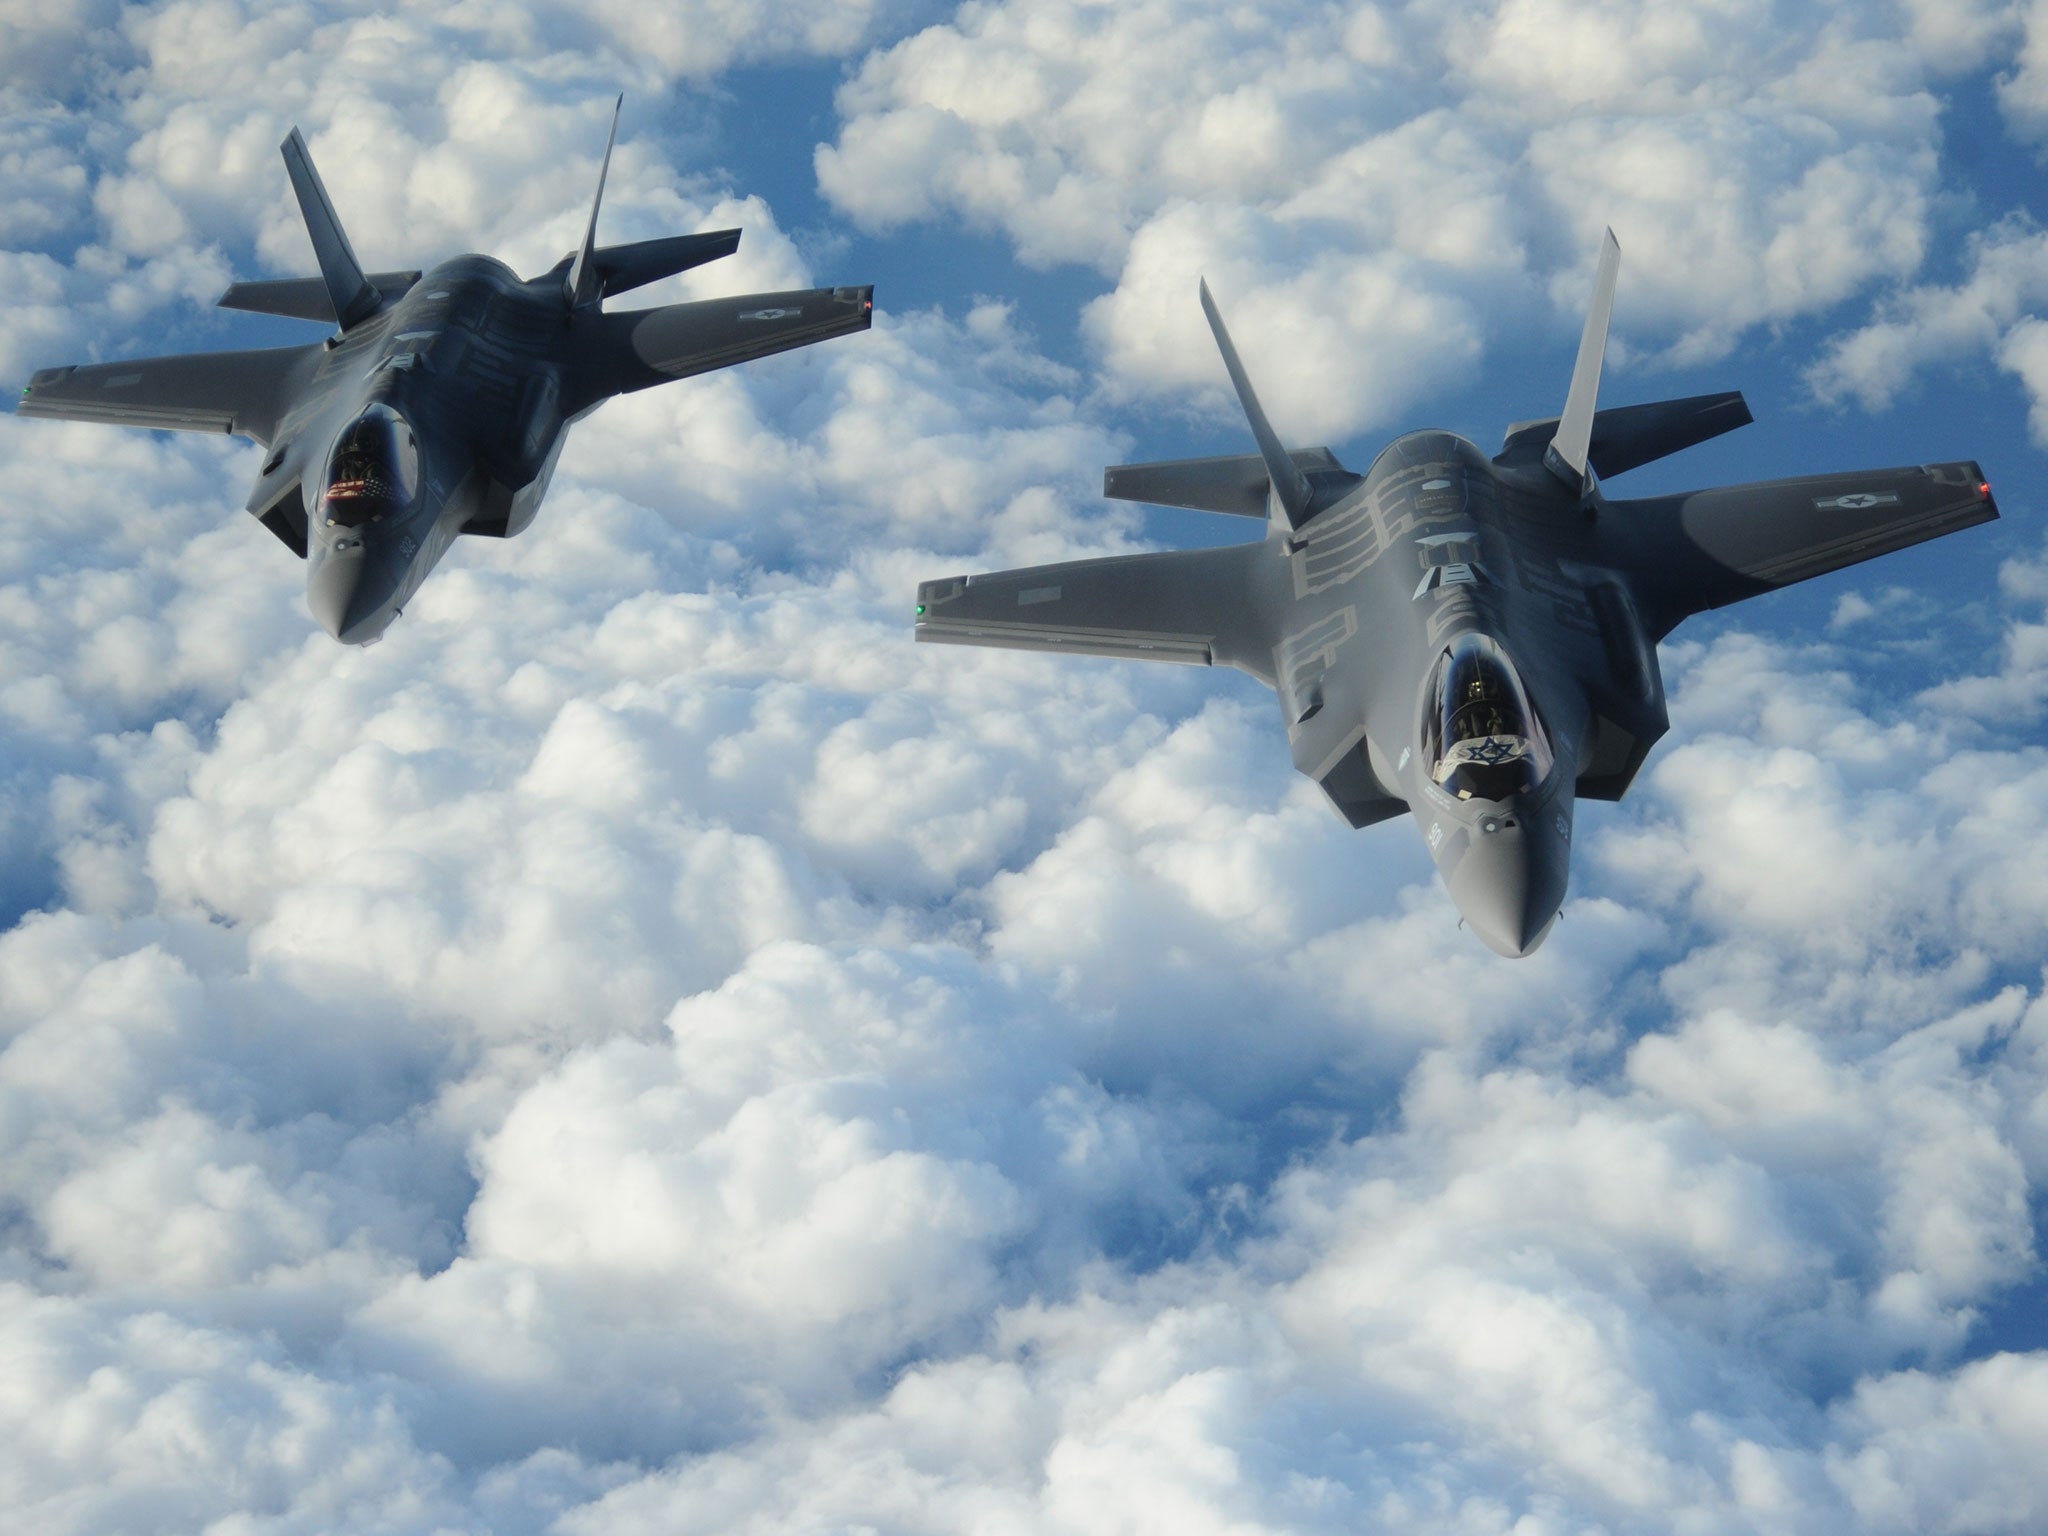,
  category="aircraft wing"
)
[571,285,874,406]
[1613,460,1998,637]
[18,345,317,446]
[915,545,1260,669]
